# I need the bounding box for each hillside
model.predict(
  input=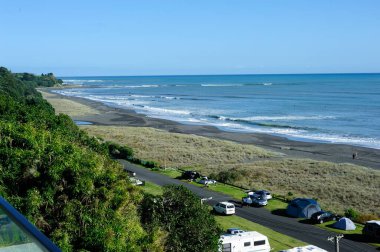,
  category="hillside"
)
[0,67,220,251]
